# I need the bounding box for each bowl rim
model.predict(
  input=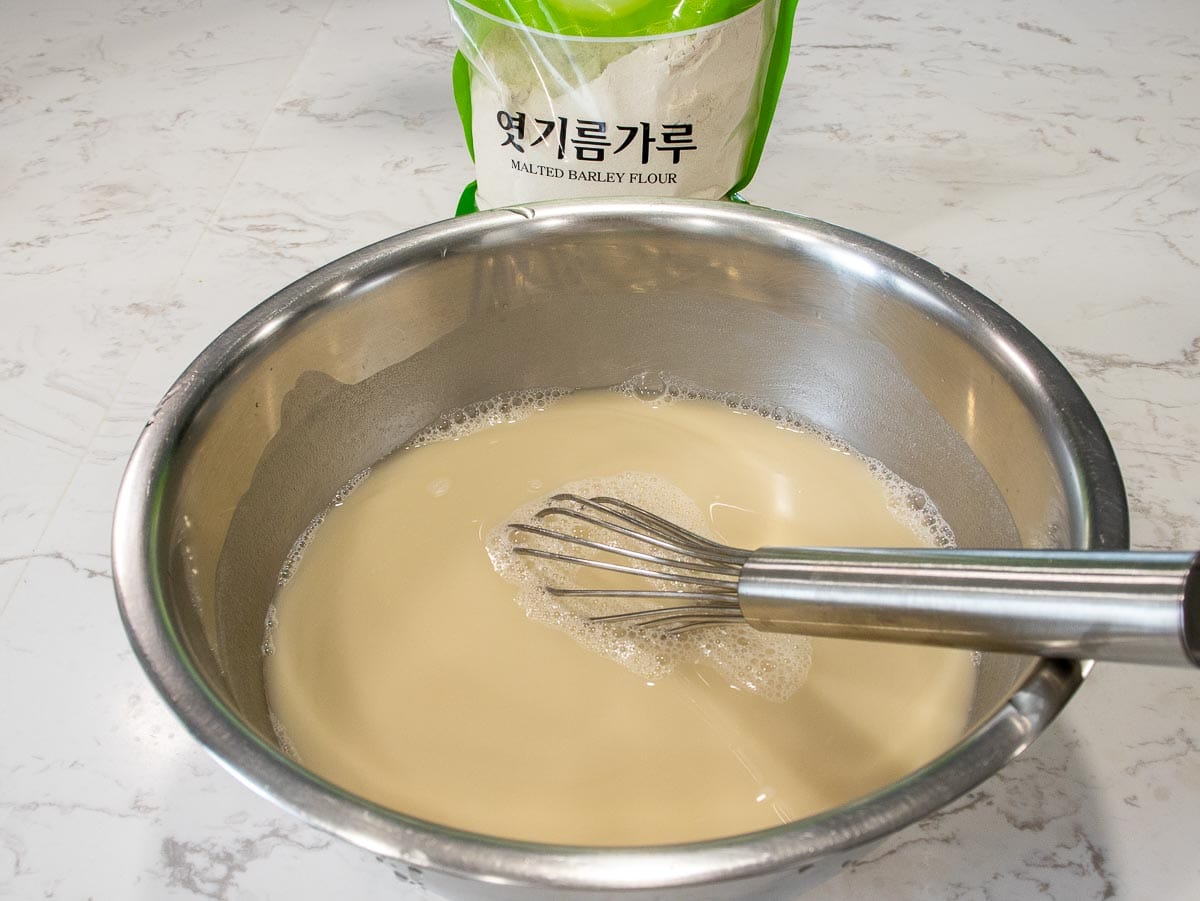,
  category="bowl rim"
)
[112,198,1126,891]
